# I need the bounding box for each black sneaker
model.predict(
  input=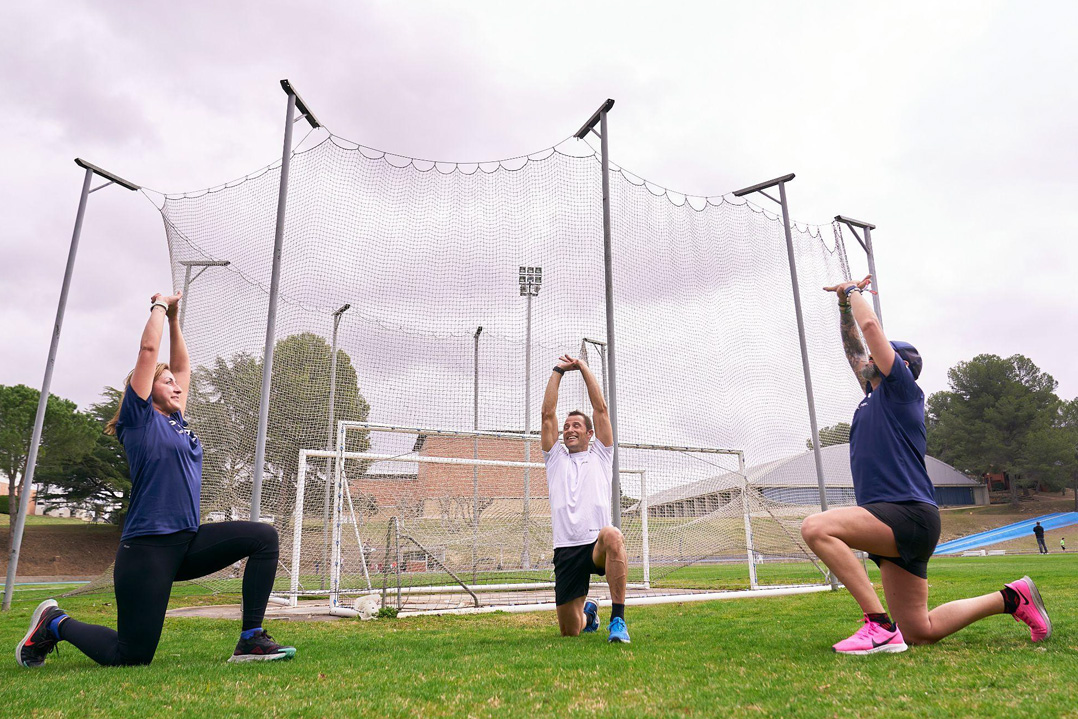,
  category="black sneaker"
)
[16,599,65,668]
[227,630,296,663]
